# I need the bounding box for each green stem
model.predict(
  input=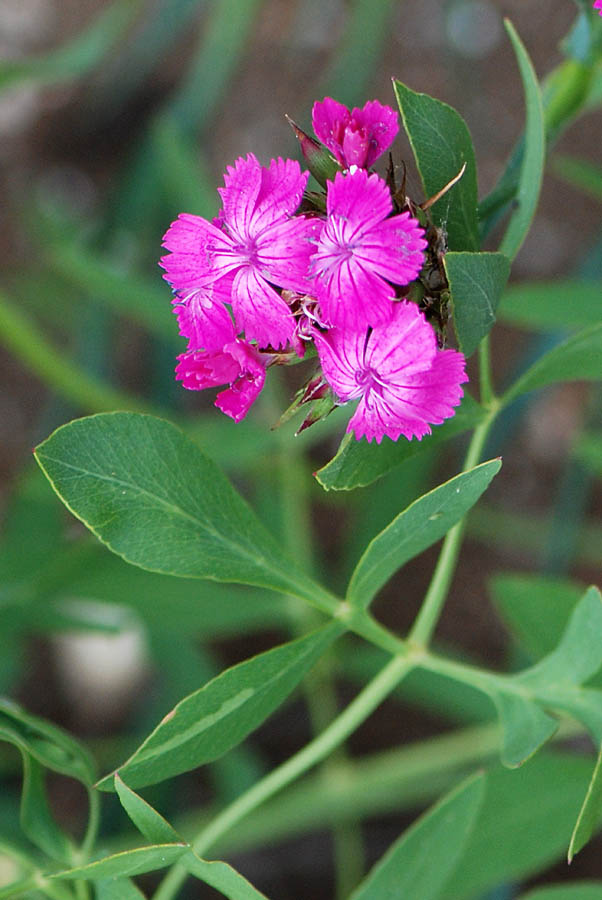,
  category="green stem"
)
[408,398,500,649]
[151,653,415,900]
[80,786,101,861]
[478,335,495,407]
